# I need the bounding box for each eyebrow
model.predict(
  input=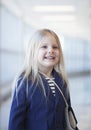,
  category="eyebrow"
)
[42,42,58,45]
